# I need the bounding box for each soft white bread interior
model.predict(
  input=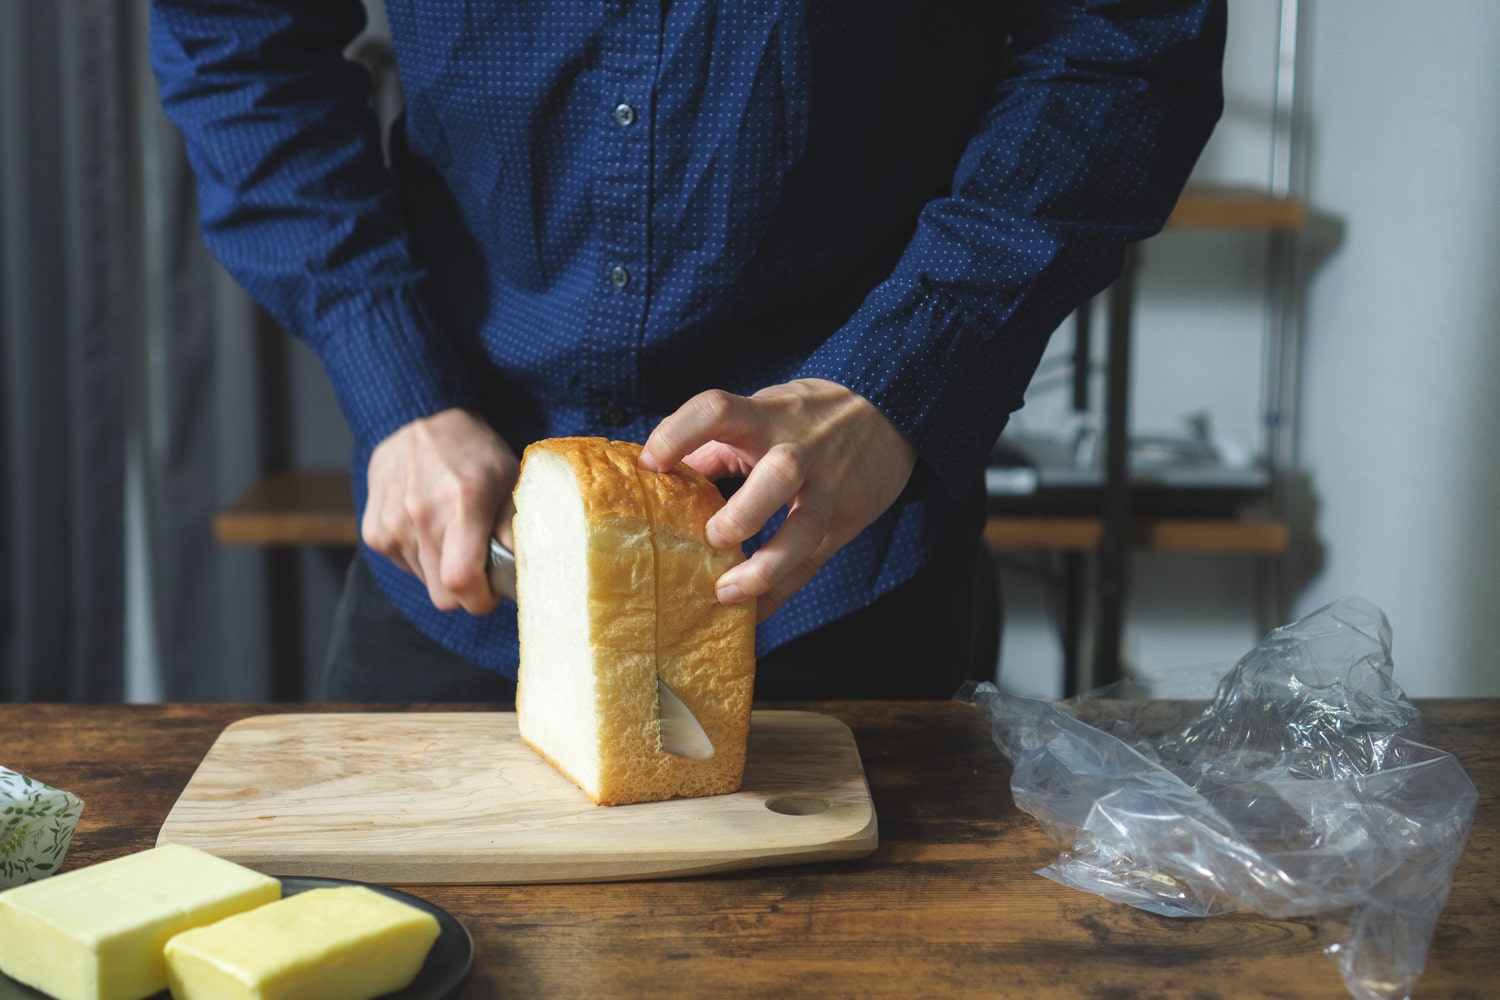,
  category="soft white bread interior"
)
[513,437,756,805]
